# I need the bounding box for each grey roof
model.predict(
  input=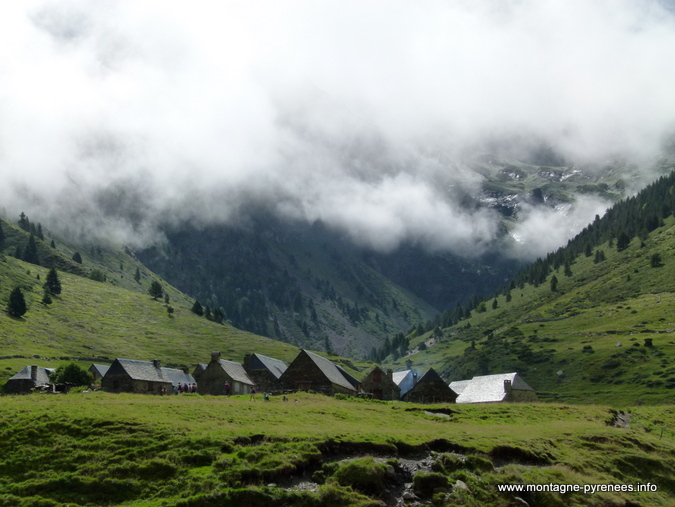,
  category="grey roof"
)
[218,360,255,386]
[455,372,533,404]
[89,364,110,377]
[449,380,471,395]
[8,366,54,384]
[303,350,357,392]
[250,353,287,379]
[392,370,413,385]
[111,359,194,385]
